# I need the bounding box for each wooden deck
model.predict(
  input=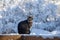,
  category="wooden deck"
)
[0,35,60,40]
